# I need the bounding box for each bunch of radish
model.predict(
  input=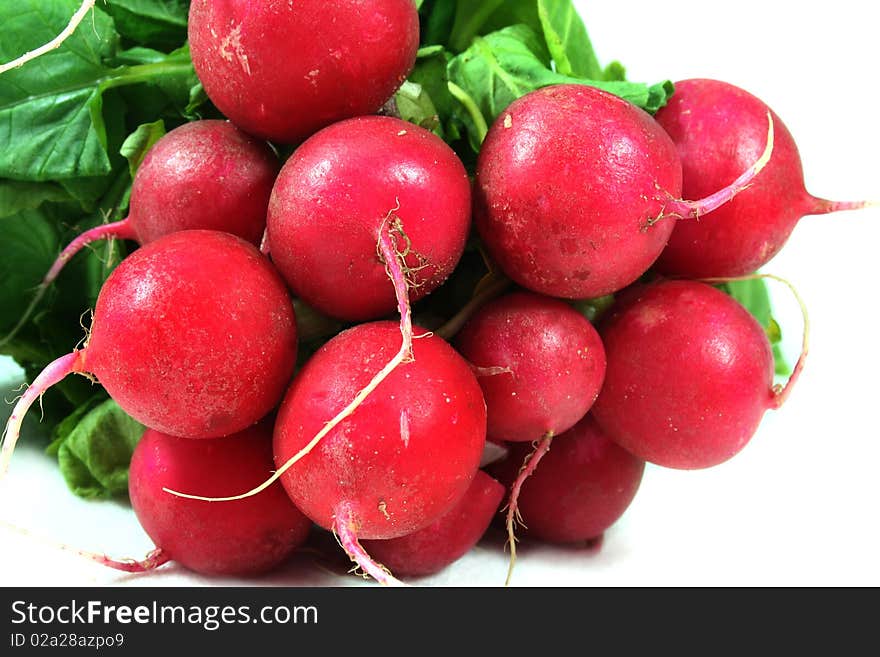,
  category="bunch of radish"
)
[1,0,873,586]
